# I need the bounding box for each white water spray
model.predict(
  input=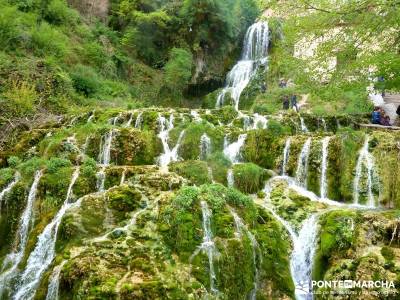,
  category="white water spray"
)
[282,138,291,175]
[216,22,269,110]
[300,117,308,133]
[0,172,21,213]
[227,169,234,187]
[296,138,312,187]
[320,137,331,199]
[134,112,143,129]
[223,134,247,163]
[97,130,114,192]
[13,168,80,300]
[158,114,185,168]
[45,261,66,300]
[199,133,212,160]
